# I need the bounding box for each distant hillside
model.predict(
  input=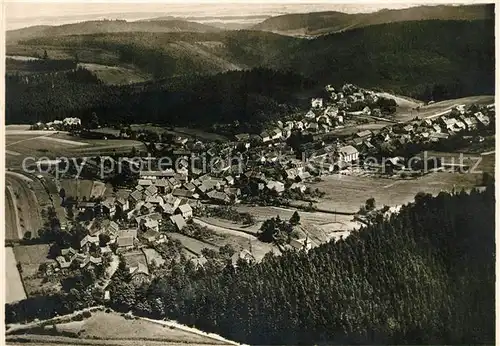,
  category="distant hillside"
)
[252,4,494,36]
[6,19,222,43]
[5,68,317,132]
[283,20,495,100]
[6,20,495,125]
